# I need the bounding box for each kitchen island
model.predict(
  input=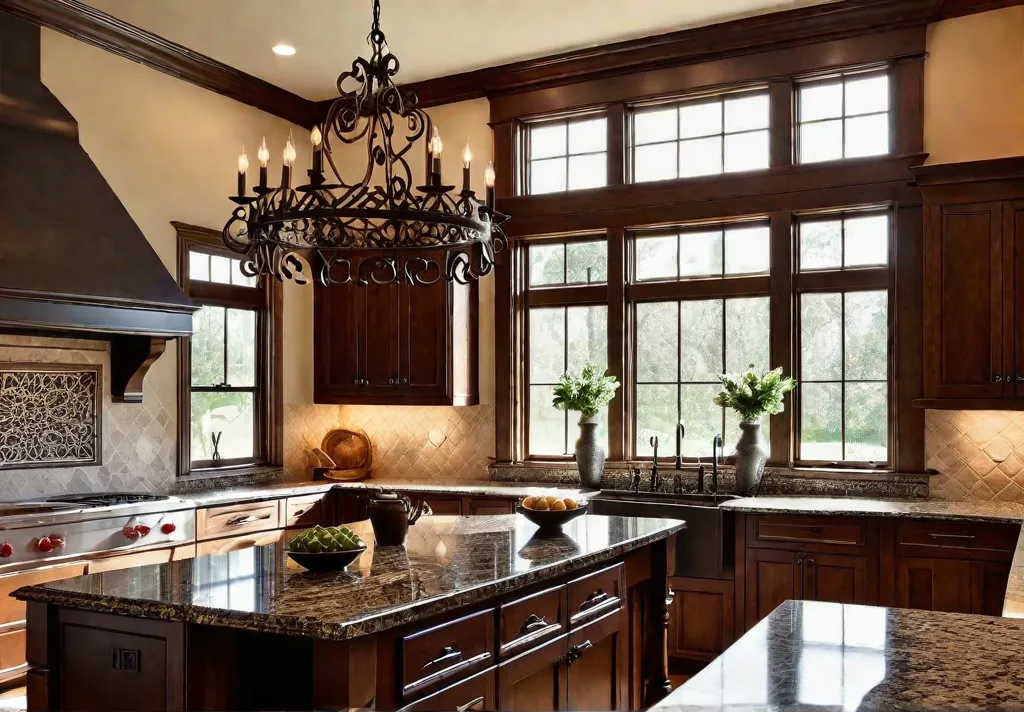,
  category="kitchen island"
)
[15,513,684,711]
[653,598,1024,711]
